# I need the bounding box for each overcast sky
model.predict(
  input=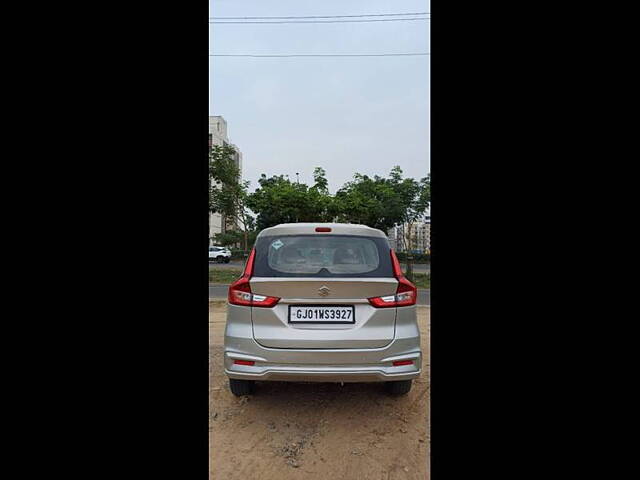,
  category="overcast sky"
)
[209,0,430,194]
